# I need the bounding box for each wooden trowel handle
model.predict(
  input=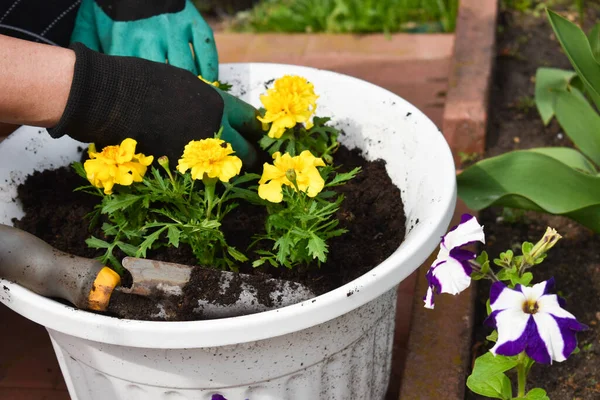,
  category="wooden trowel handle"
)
[0,224,120,311]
